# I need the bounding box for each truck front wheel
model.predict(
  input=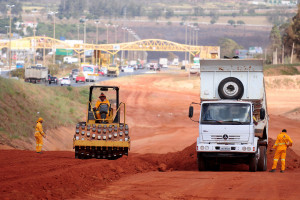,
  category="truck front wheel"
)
[249,154,258,172]
[197,153,206,171]
[257,146,267,171]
